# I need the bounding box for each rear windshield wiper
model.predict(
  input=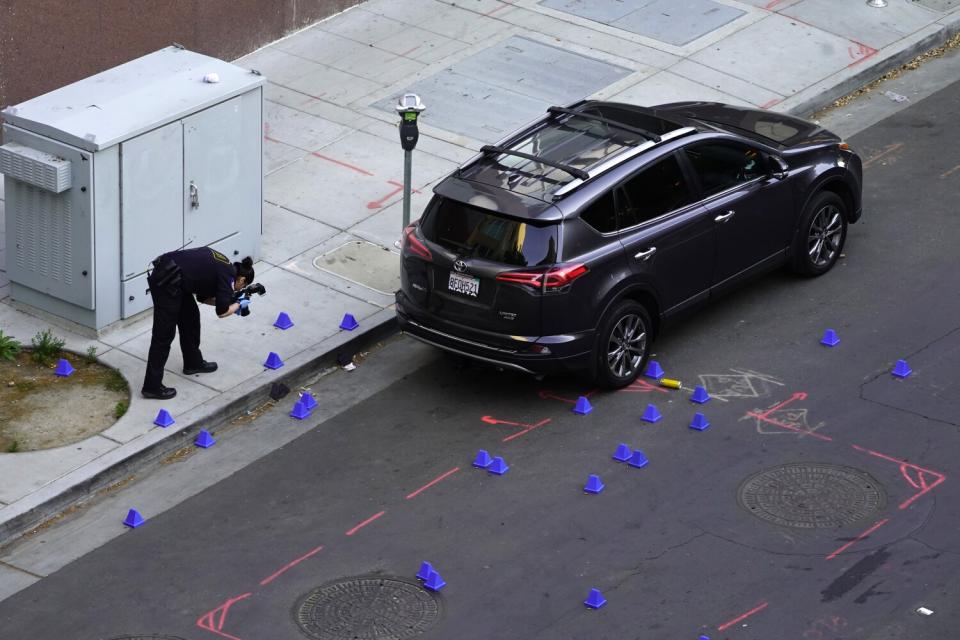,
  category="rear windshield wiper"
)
[480,145,589,181]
